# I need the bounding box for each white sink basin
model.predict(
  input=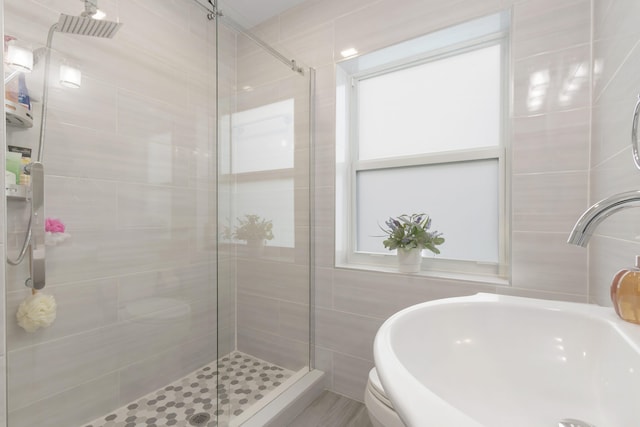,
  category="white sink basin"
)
[374,293,640,427]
